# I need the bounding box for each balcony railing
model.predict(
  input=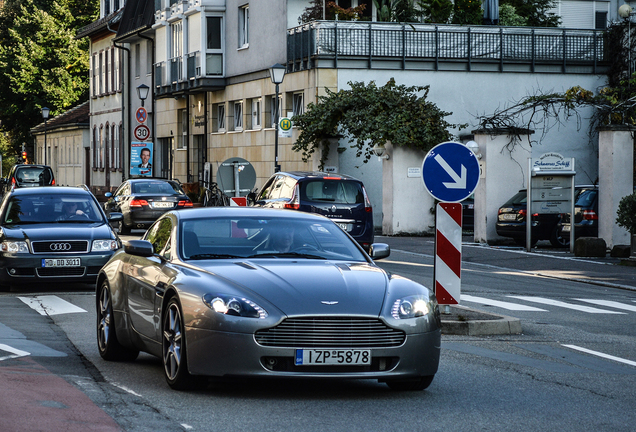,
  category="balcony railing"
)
[287,21,608,74]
